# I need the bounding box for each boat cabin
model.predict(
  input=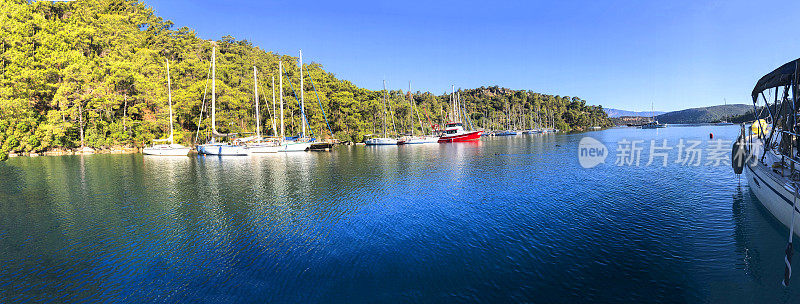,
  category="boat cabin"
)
[444,122,464,134]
